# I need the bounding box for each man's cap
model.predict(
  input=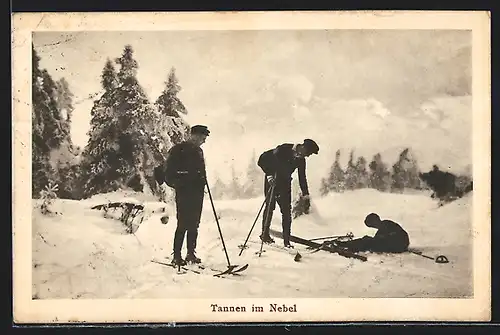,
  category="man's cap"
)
[303,139,319,154]
[191,125,210,136]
